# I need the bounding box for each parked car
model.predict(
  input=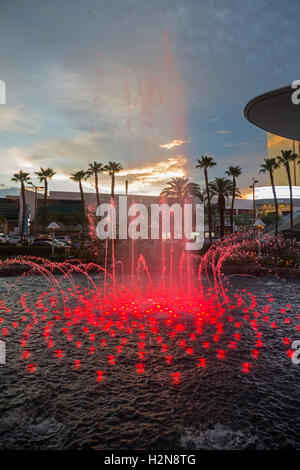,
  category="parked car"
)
[31,238,65,248]
[7,236,22,245]
[30,240,53,247]
[56,236,72,245]
[0,235,9,244]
